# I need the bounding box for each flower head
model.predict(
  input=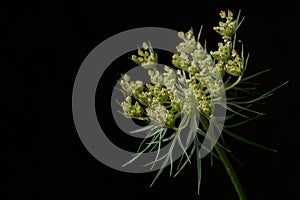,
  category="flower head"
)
[131,42,158,69]
[117,10,286,199]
